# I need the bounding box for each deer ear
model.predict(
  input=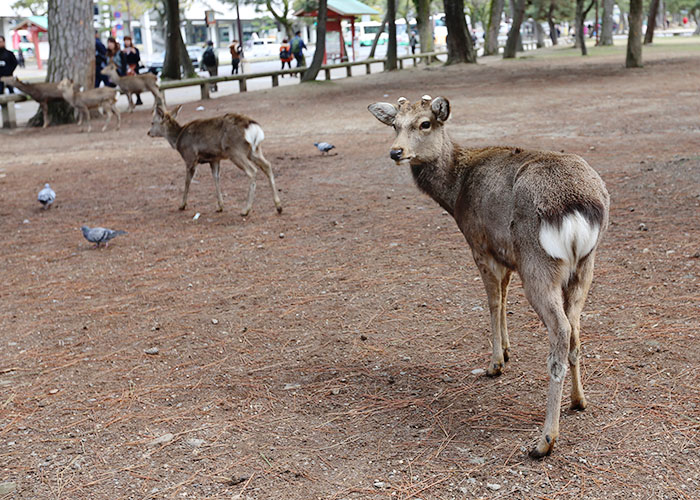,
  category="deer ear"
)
[431,97,450,123]
[155,105,165,117]
[368,102,397,126]
[171,105,183,119]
